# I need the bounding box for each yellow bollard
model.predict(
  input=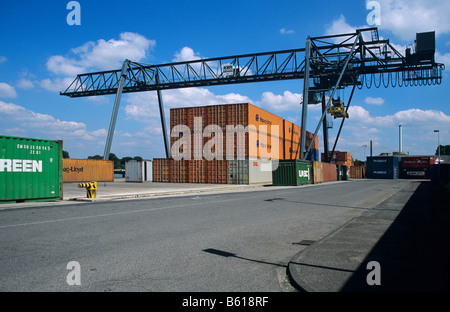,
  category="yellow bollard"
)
[77,181,97,198]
